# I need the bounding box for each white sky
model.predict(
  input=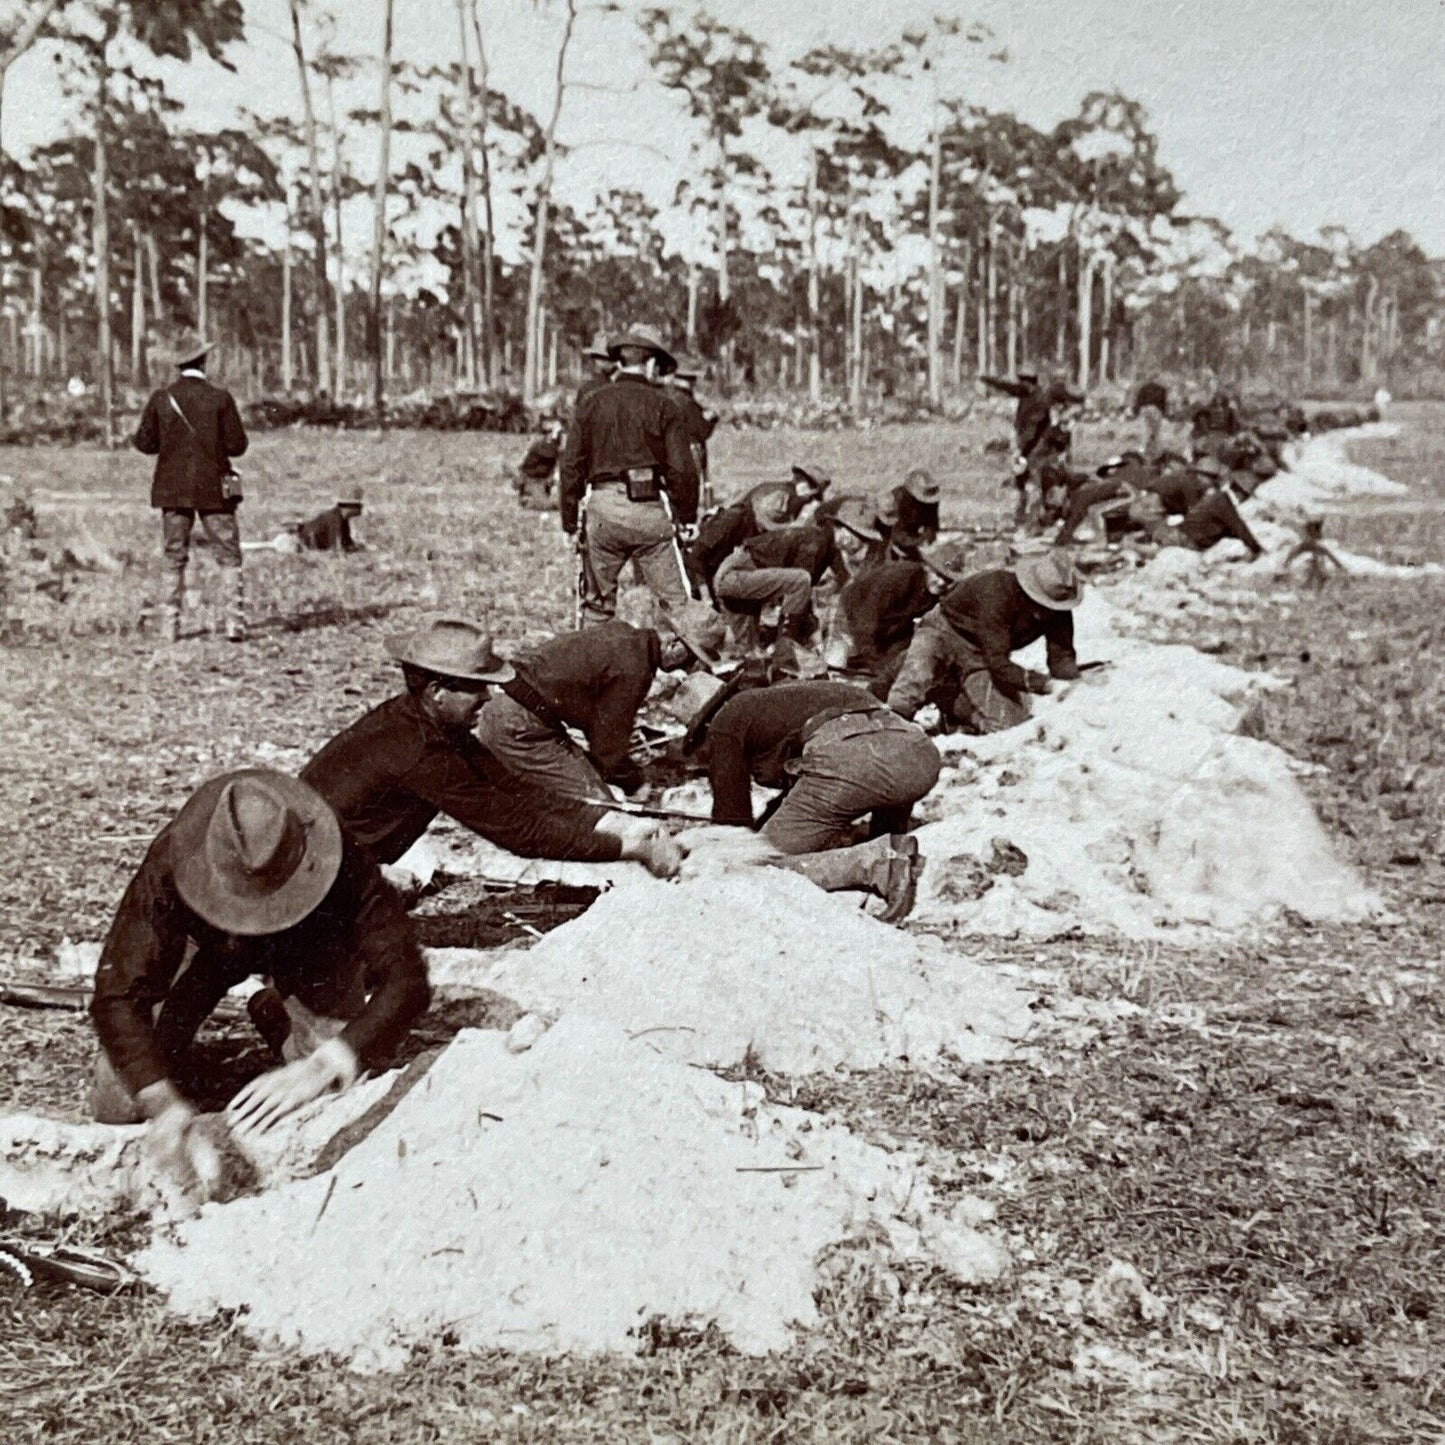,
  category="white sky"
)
[5,0,1443,262]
